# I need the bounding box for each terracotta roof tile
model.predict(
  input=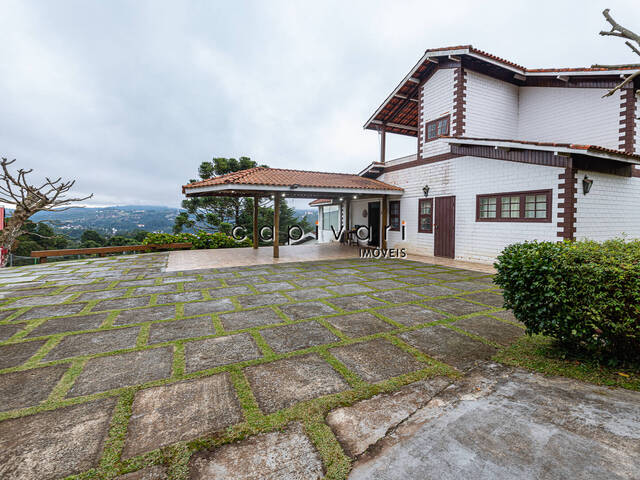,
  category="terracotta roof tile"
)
[309,198,332,206]
[183,167,403,193]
